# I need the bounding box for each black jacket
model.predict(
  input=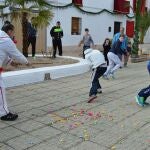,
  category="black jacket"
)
[110,40,126,55]
[50,26,63,39]
[27,22,37,37]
